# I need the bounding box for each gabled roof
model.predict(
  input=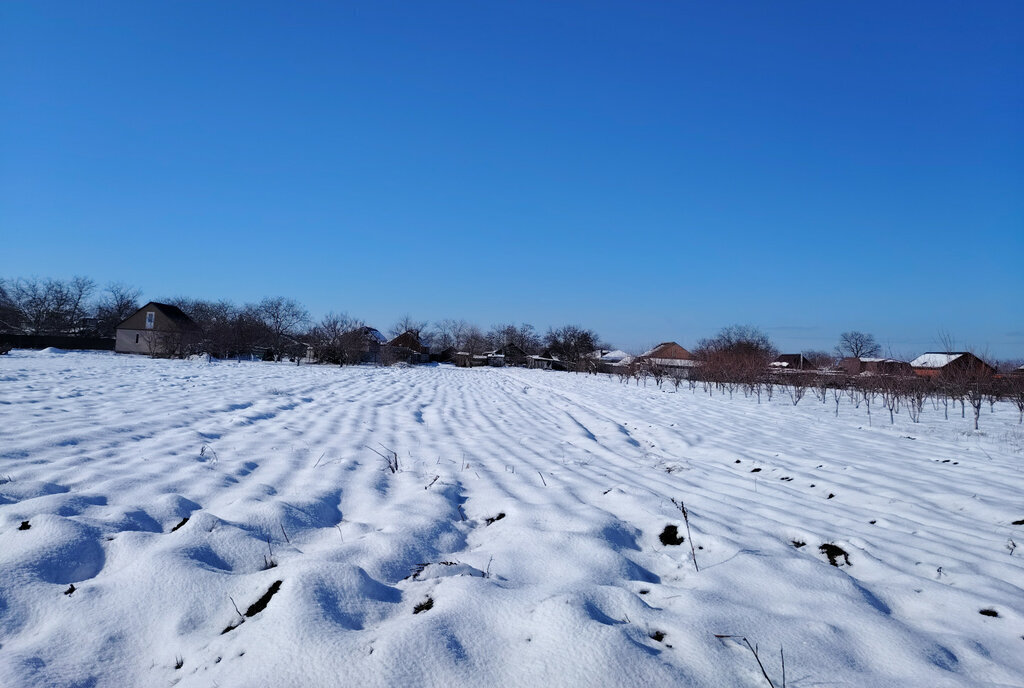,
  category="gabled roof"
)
[640,342,693,360]
[910,352,966,368]
[489,342,527,357]
[361,327,387,343]
[589,349,630,362]
[388,331,422,350]
[772,353,817,370]
[117,302,200,331]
